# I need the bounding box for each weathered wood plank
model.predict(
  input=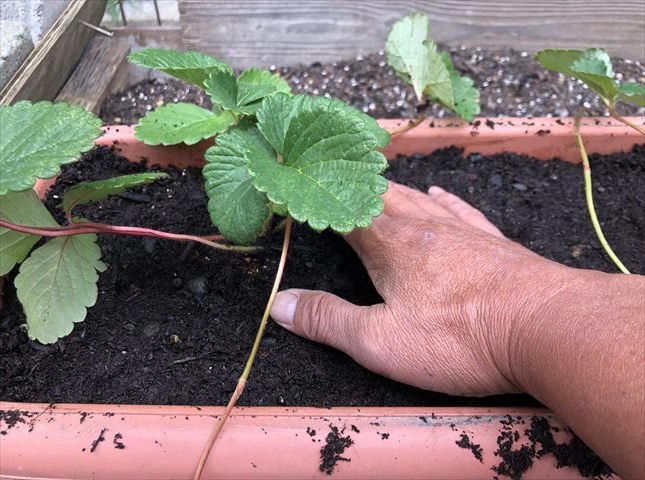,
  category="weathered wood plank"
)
[56,36,130,114]
[109,25,184,85]
[0,0,107,105]
[179,0,645,68]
